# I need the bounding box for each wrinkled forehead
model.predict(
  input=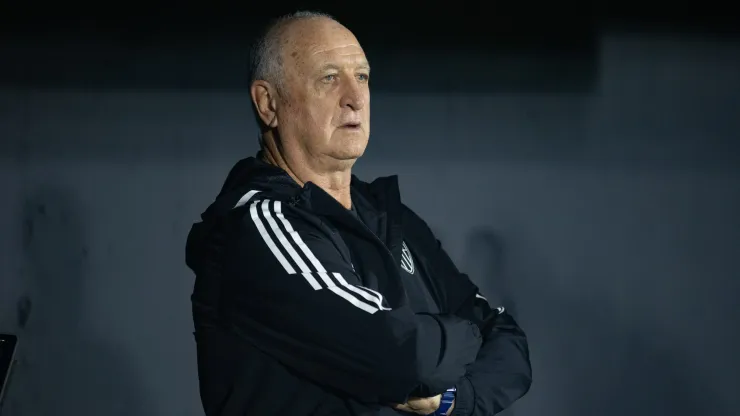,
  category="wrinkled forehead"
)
[281,19,367,74]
